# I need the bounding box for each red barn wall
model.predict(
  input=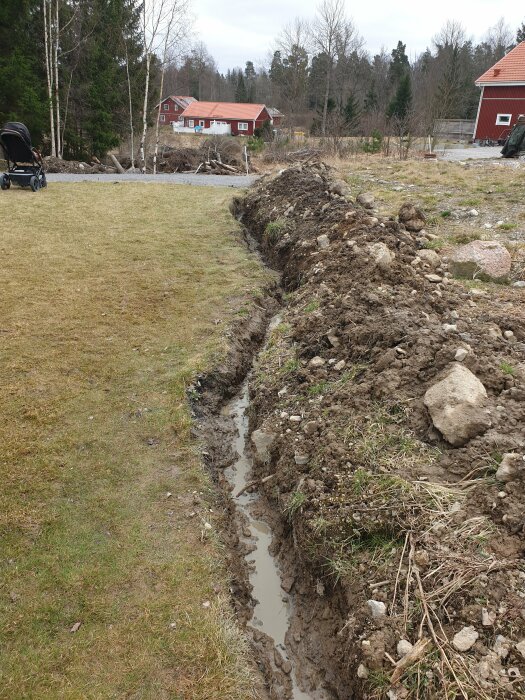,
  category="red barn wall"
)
[159,98,184,124]
[475,86,525,141]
